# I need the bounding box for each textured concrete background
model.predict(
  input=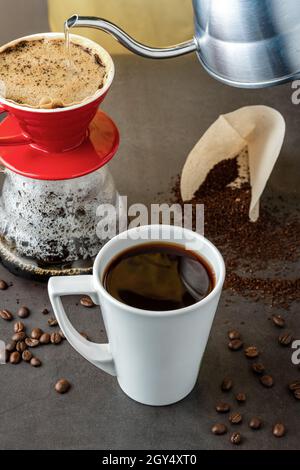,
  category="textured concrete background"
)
[0,0,299,450]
